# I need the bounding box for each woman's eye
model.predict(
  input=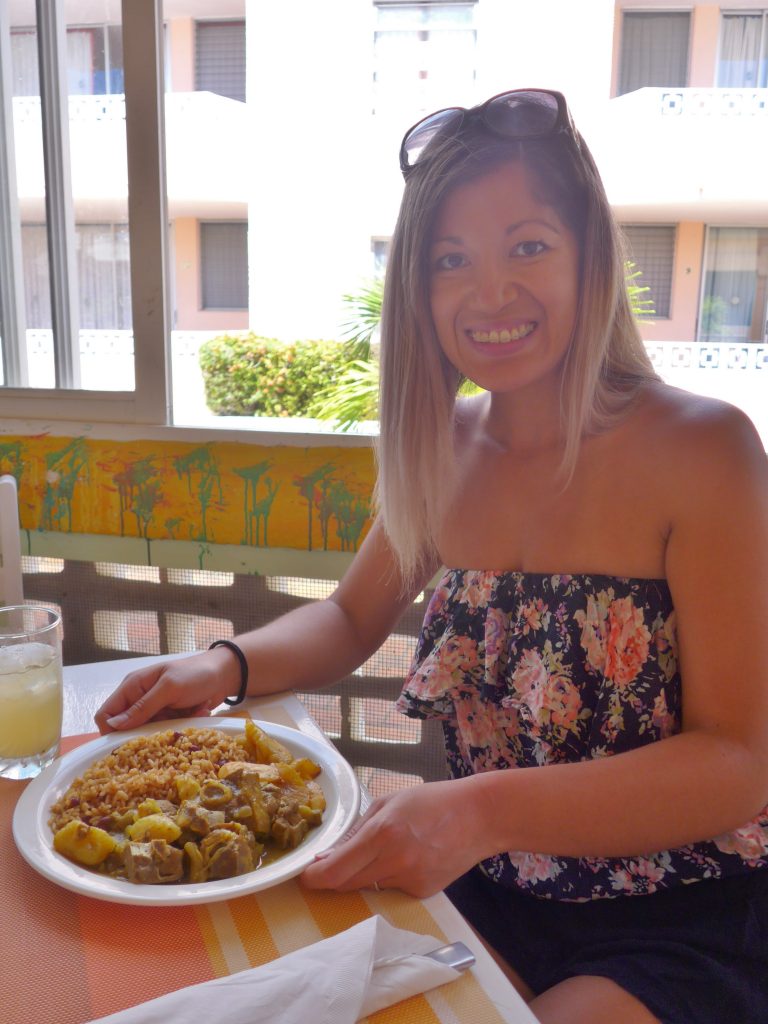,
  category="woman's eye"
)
[512,240,548,257]
[434,252,468,271]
